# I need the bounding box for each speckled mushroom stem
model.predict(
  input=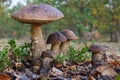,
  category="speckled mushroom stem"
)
[92,53,107,69]
[51,43,60,57]
[31,24,46,57]
[60,40,70,54]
